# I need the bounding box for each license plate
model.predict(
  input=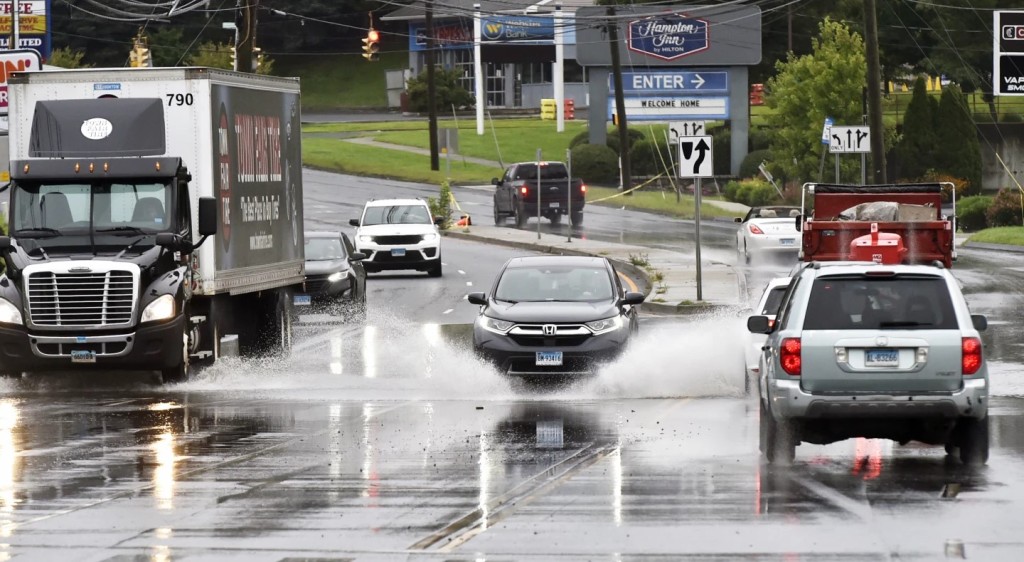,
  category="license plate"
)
[293,294,311,306]
[391,248,406,257]
[549,202,560,208]
[536,351,563,366]
[71,350,96,364]
[865,348,899,367]
[780,238,795,246]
